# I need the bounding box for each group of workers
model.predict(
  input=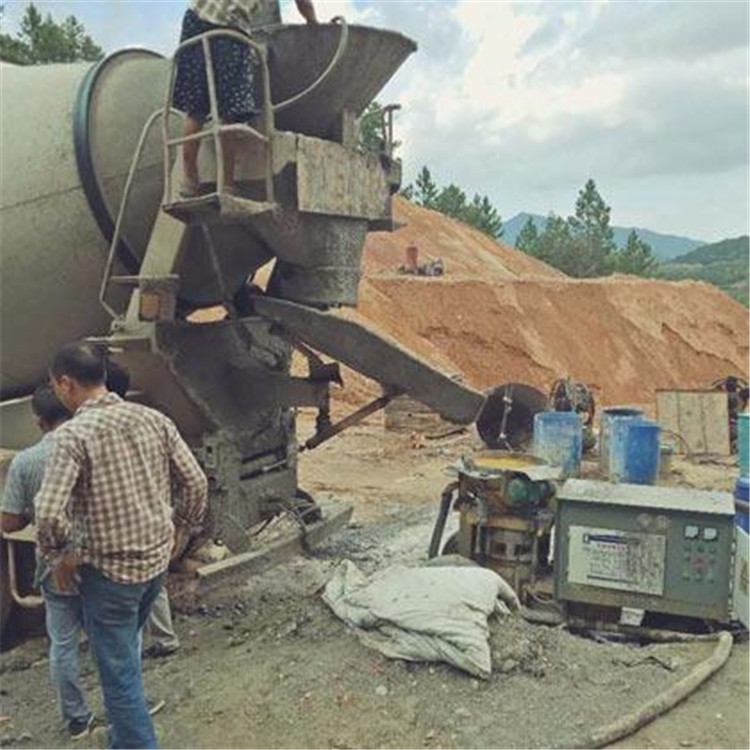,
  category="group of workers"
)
[2,343,208,748]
